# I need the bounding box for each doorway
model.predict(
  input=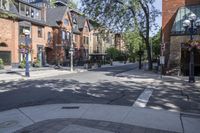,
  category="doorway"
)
[37,45,44,66]
[181,48,200,76]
